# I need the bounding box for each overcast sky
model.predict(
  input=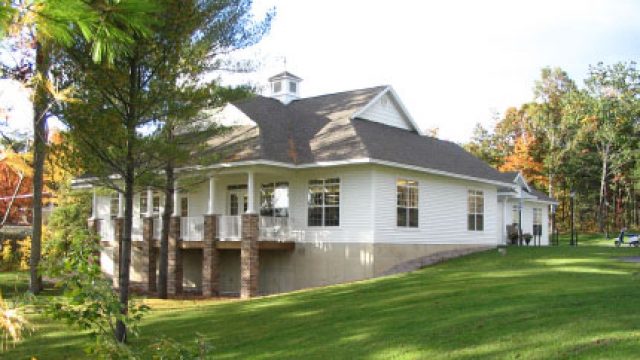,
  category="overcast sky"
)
[2,0,640,143]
